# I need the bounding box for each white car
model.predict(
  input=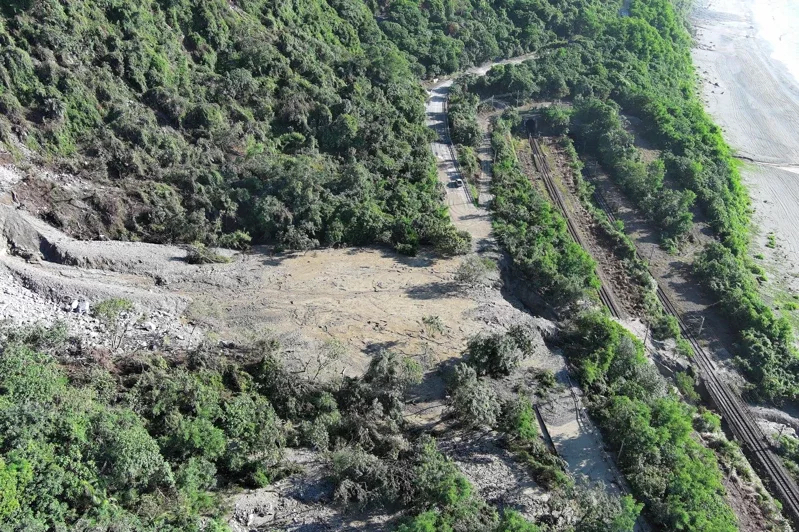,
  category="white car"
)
[455,179,464,187]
